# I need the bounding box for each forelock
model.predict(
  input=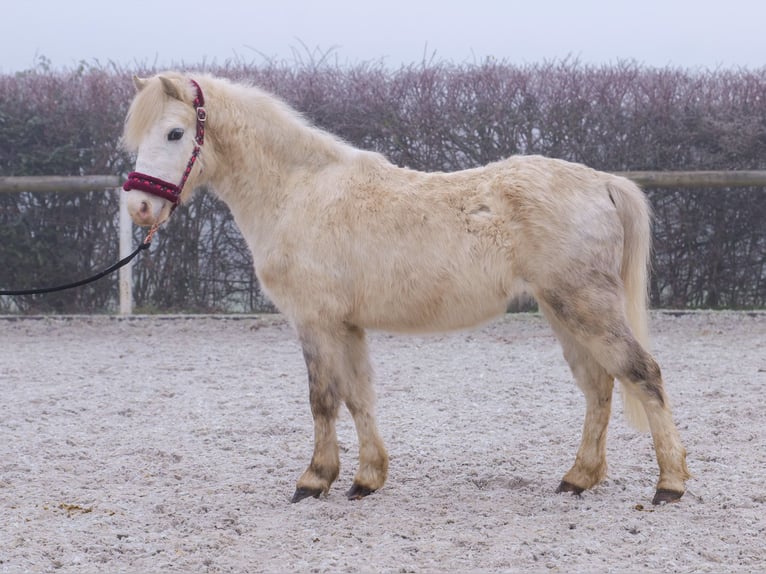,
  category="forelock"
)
[123,74,186,151]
